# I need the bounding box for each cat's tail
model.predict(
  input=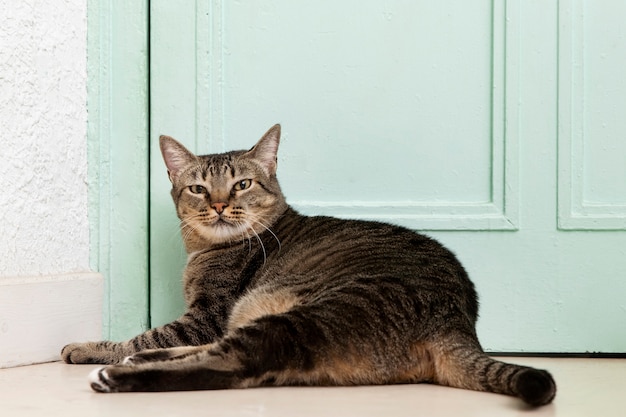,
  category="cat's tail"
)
[432,339,556,407]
